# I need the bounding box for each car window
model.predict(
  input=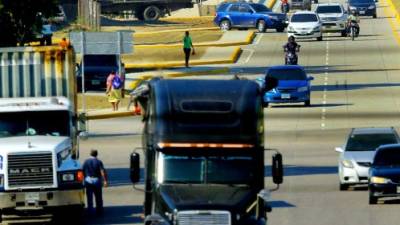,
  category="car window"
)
[316,6,342,14]
[250,4,271,12]
[346,133,398,151]
[266,69,307,80]
[228,4,240,12]
[291,14,319,22]
[239,5,252,13]
[373,148,400,166]
[217,3,230,12]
